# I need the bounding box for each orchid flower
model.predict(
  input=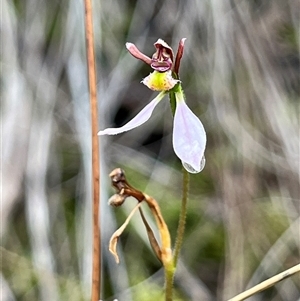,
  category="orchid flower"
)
[98,39,206,173]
